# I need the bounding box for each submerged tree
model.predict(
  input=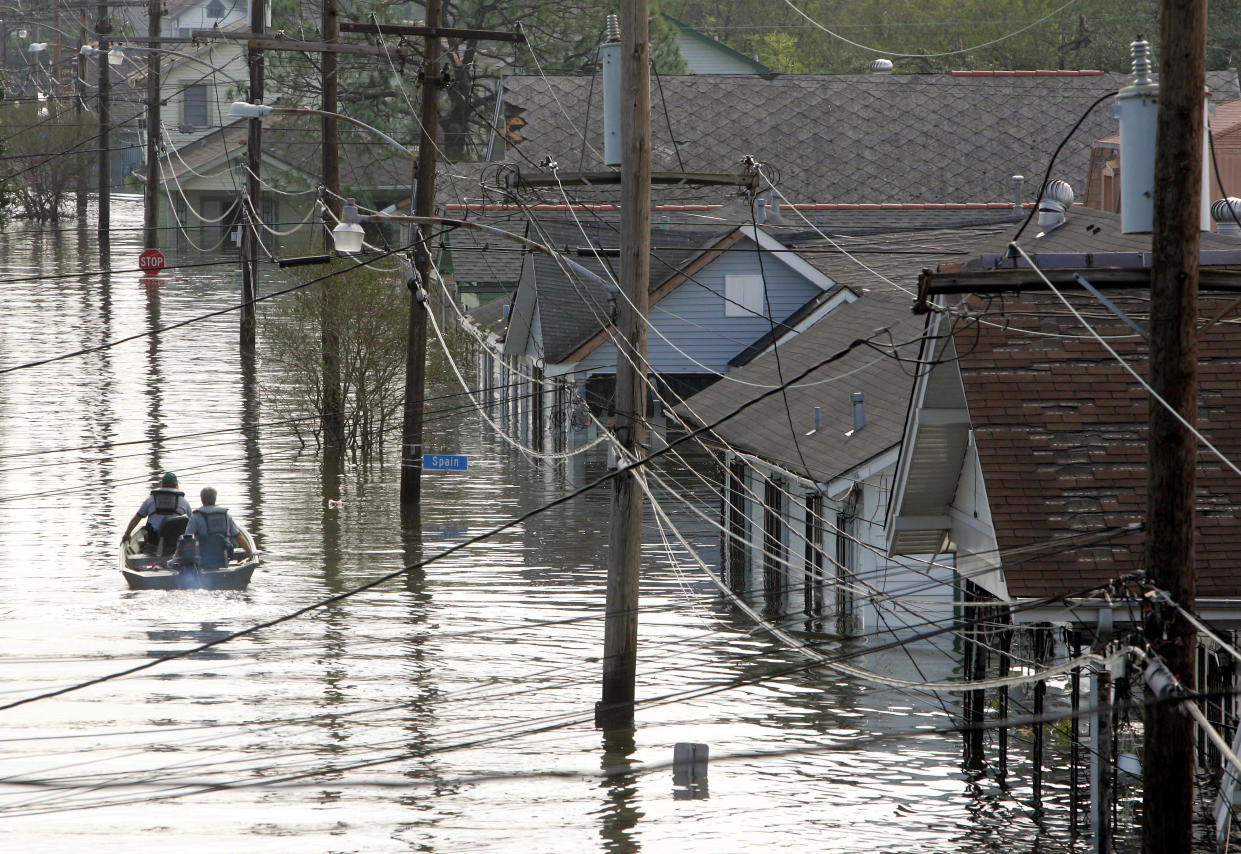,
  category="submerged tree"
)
[262,259,467,462]
[264,262,408,460]
[0,101,95,221]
